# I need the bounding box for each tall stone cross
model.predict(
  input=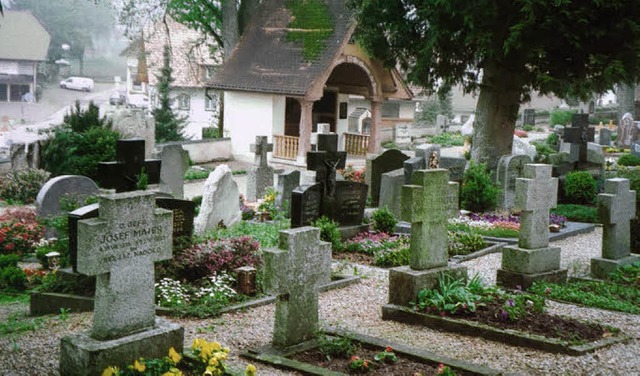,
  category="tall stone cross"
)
[599,178,636,260]
[402,169,457,270]
[98,139,161,192]
[514,164,558,249]
[562,114,594,164]
[250,136,273,167]
[263,227,331,348]
[307,133,346,197]
[77,191,172,340]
